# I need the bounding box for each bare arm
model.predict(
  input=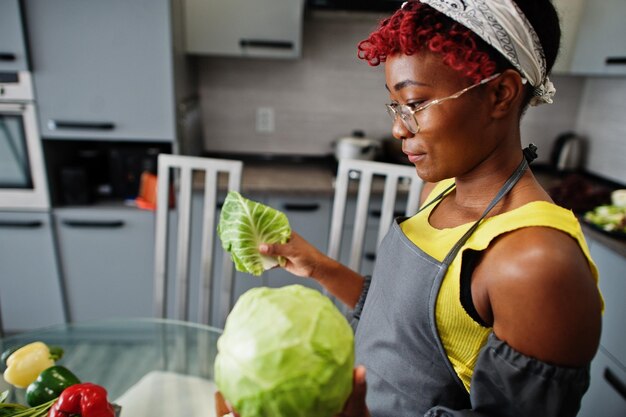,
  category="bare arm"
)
[259,232,365,308]
[475,226,602,366]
